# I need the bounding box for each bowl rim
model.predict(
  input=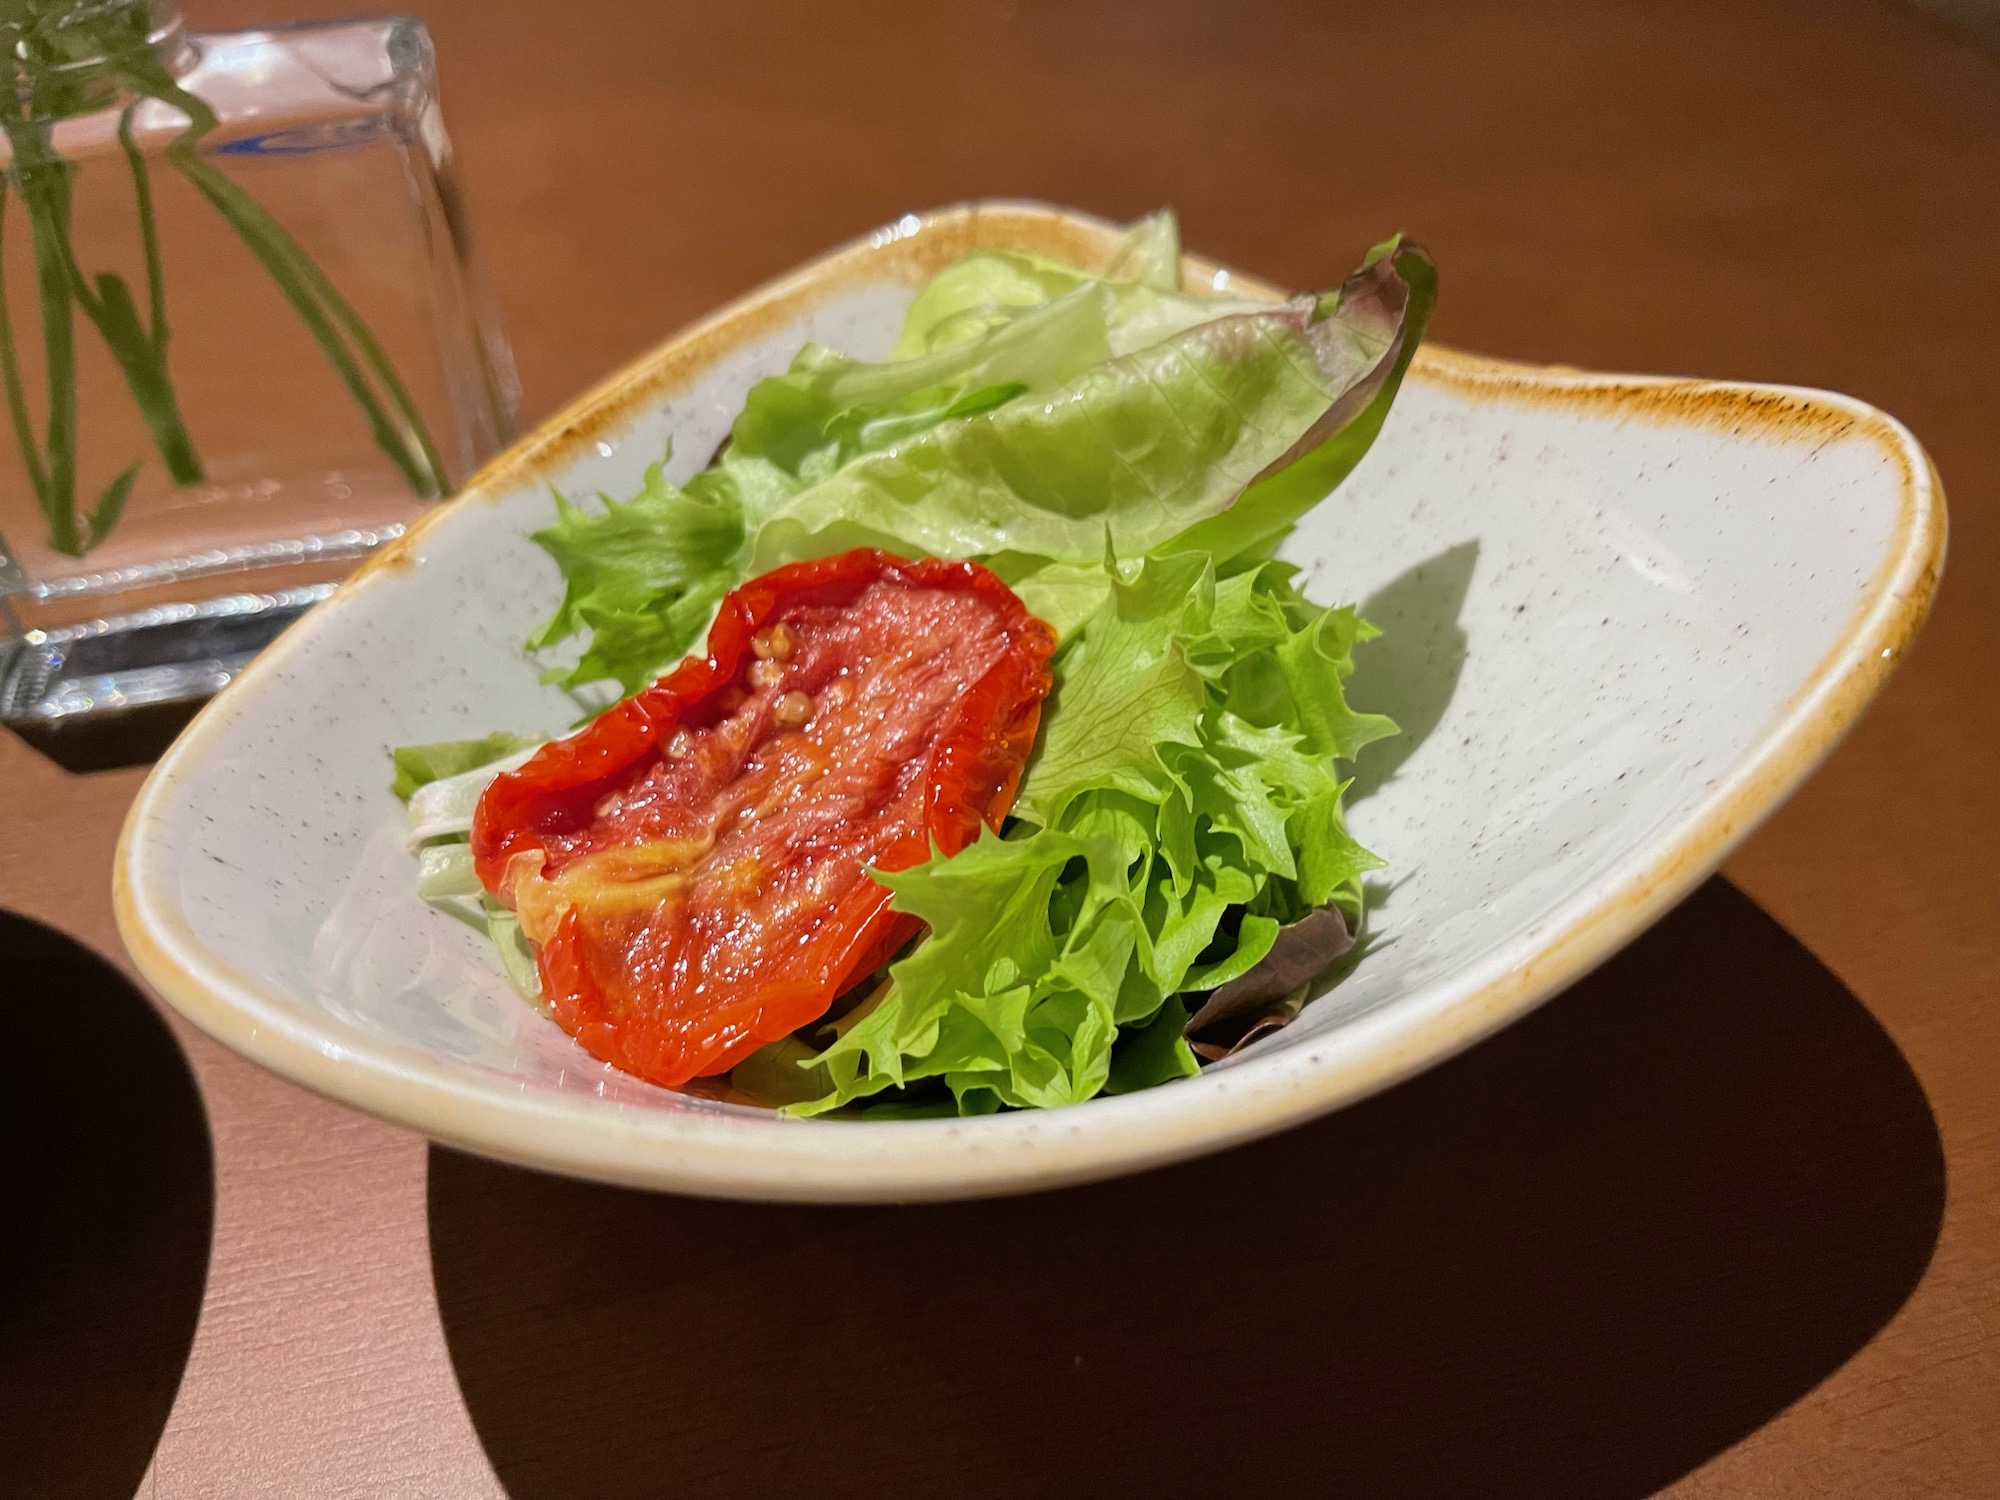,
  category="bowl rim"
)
[112,200,1947,1202]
